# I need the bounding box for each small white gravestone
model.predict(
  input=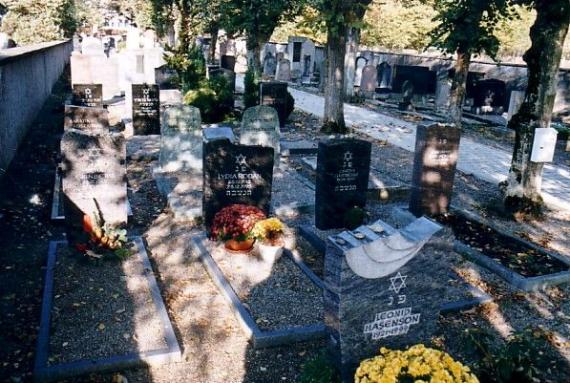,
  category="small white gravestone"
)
[158,105,203,172]
[239,106,281,166]
[531,127,558,163]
